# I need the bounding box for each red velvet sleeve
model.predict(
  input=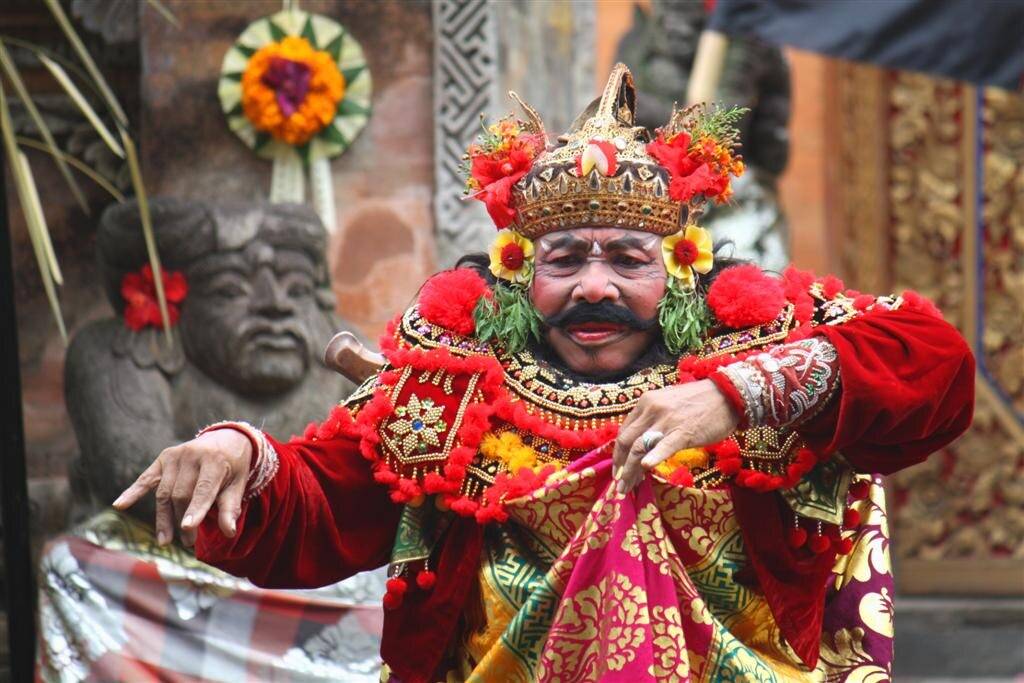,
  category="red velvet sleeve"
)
[194,431,401,588]
[798,308,975,474]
